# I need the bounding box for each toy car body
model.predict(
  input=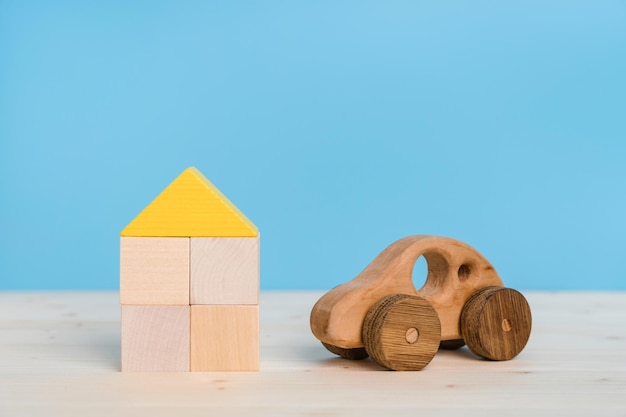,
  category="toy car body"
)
[310,235,532,370]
